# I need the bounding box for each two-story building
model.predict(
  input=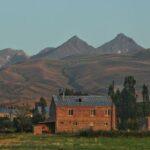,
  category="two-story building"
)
[47,95,116,134]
